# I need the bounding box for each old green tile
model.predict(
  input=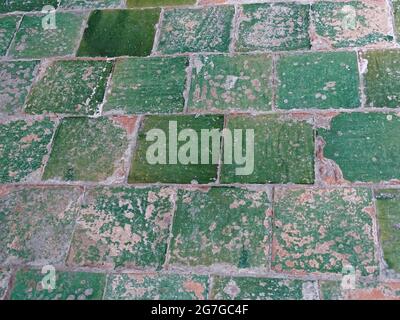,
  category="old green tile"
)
[320,280,400,300]
[375,189,400,273]
[43,117,131,182]
[318,113,400,182]
[61,0,122,9]
[0,16,20,56]
[273,188,378,276]
[67,187,175,269]
[10,269,105,300]
[77,9,160,57]
[9,12,85,59]
[104,56,187,114]
[211,276,318,300]
[311,1,393,49]
[0,186,81,265]
[188,54,273,112]
[129,115,223,184]
[0,0,59,13]
[105,273,208,300]
[169,187,271,269]
[276,52,360,109]
[158,6,234,54]
[220,114,314,184]
[0,269,11,300]
[363,50,400,108]
[25,60,113,115]
[237,3,310,52]
[128,0,195,7]
[0,60,39,116]
[0,118,55,183]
